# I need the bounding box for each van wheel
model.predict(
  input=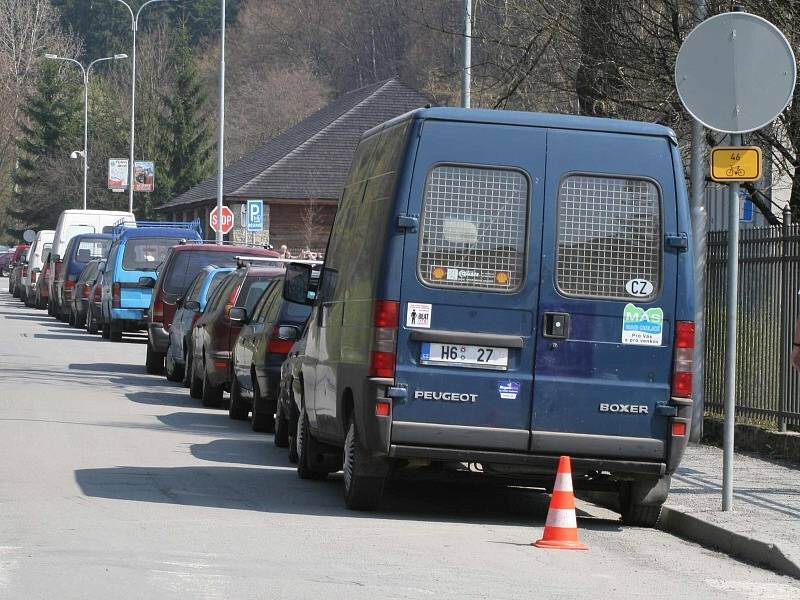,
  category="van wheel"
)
[189,354,203,399]
[251,381,275,433]
[145,344,164,375]
[228,376,249,420]
[101,320,110,339]
[109,321,123,342]
[296,410,327,480]
[165,351,183,382]
[182,349,192,388]
[343,416,386,511]
[201,359,223,407]
[274,401,289,448]
[87,310,99,335]
[619,480,666,527]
